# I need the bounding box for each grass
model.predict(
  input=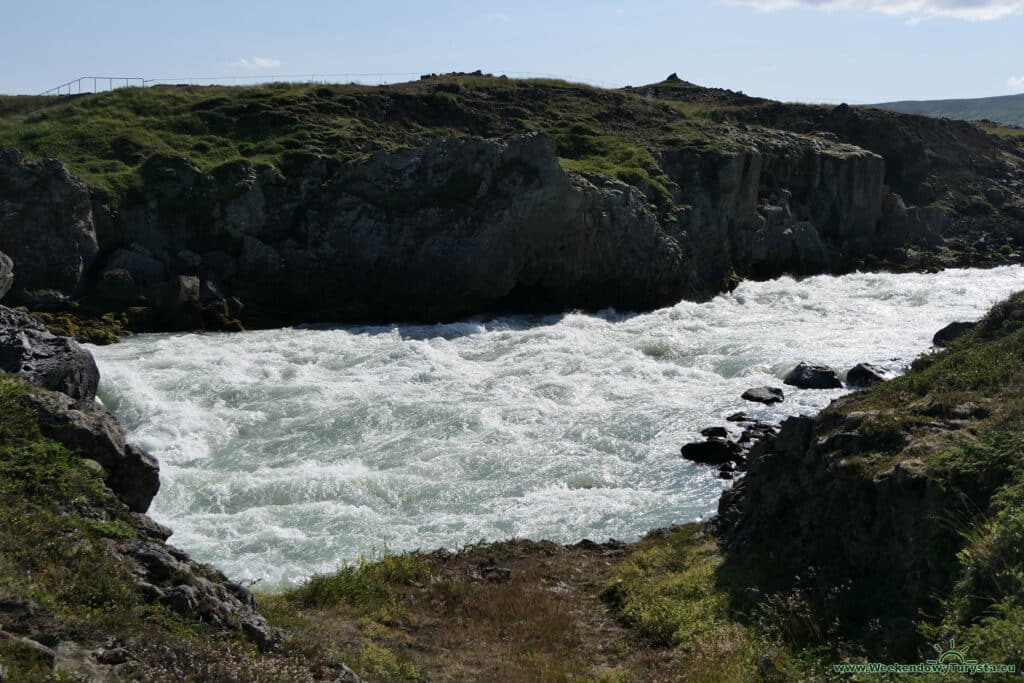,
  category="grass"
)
[25,310,130,345]
[0,77,758,202]
[606,526,810,682]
